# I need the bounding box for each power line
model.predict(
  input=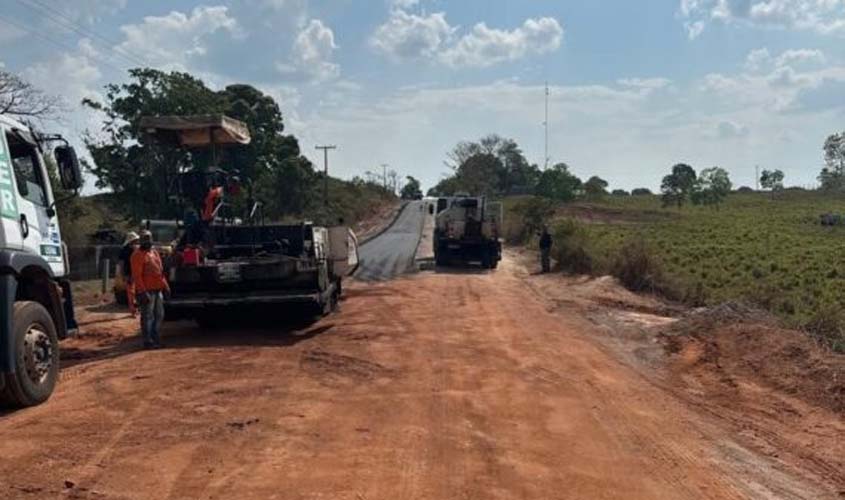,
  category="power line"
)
[14,0,149,68]
[0,14,127,75]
